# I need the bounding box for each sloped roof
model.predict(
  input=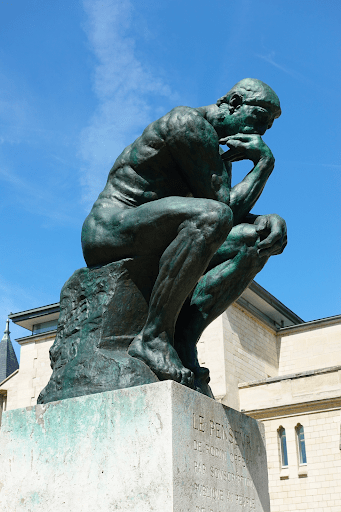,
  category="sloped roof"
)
[0,319,19,383]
